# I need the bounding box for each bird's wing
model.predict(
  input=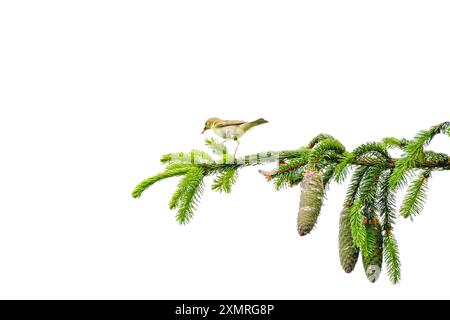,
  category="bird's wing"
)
[214,120,246,128]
